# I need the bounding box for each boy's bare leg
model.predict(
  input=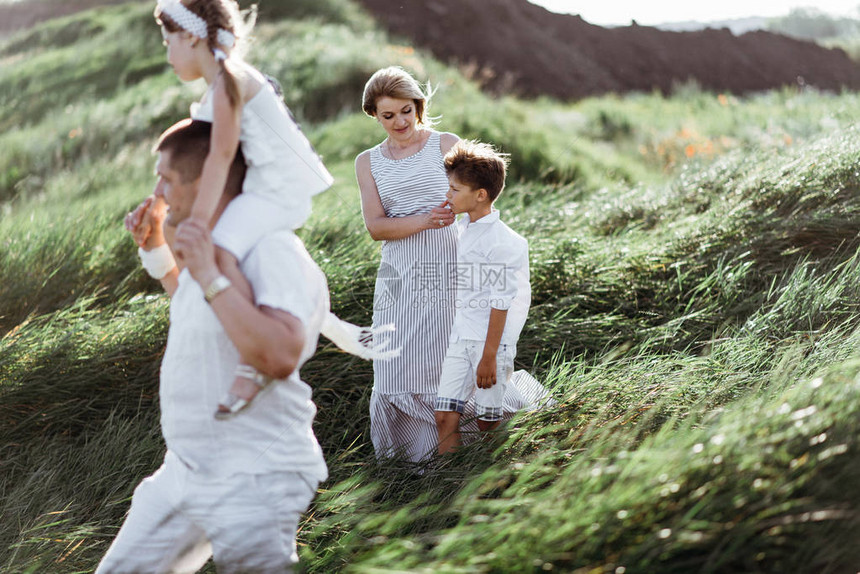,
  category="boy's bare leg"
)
[476,419,501,445]
[477,420,500,432]
[435,411,462,454]
[215,247,260,410]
